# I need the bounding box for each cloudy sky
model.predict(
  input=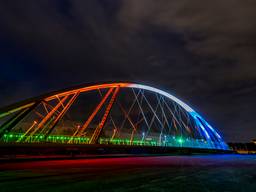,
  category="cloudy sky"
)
[0,0,256,142]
